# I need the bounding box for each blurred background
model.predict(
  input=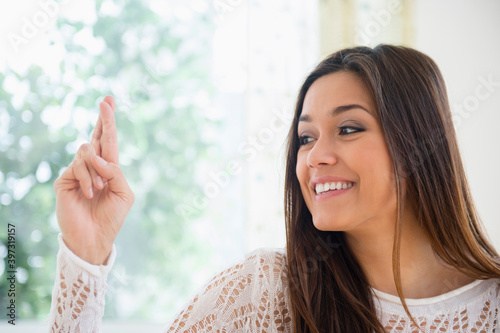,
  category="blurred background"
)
[0,0,499,330]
